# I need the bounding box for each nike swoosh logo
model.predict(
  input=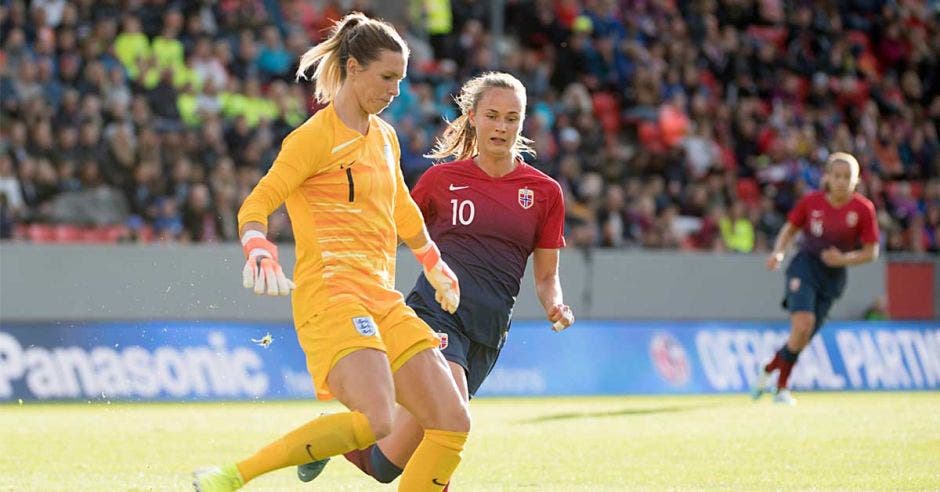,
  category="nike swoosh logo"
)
[432,478,449,486]
[305,444,317,461]
[449,184,469,191]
